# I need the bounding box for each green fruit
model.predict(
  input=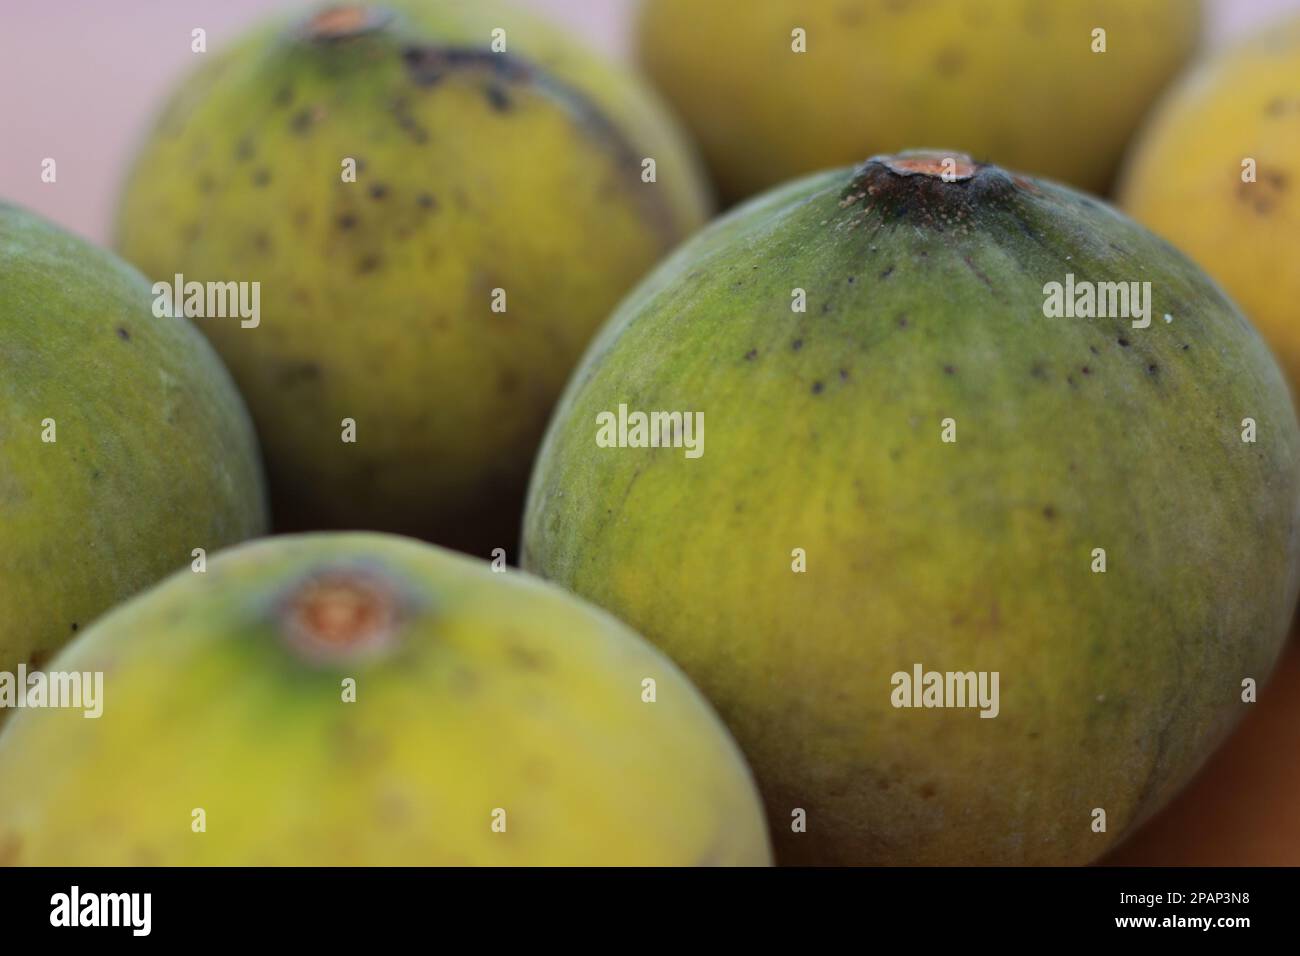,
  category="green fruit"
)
[636,0,1202,204]
[114,0,711,556]
[522,152,1300,865]
[0,532,769,865]
[0,203,267,685]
